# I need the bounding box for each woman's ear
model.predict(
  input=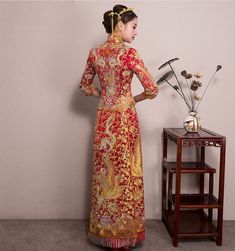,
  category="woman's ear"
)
[117,21,124,31]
